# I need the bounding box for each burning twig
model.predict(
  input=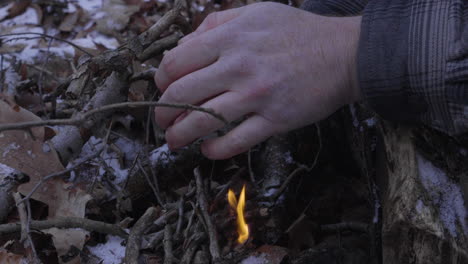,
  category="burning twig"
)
[125,207,159,264]
[194,167,221,261]
[227,185,249,244]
